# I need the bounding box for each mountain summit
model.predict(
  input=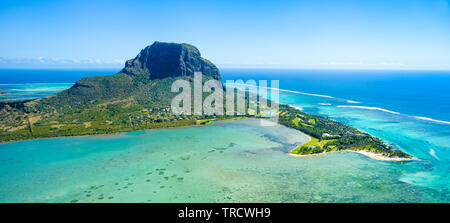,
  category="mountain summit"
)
[122,42,221,81]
